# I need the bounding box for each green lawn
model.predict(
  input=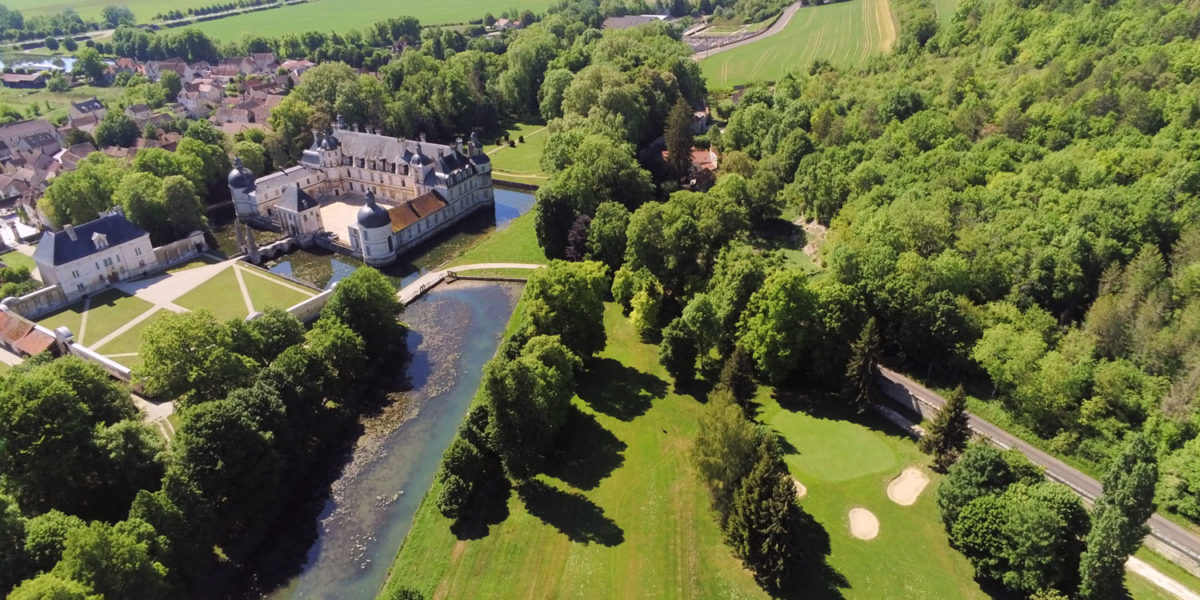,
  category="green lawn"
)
[700,0,896,88]
[239,267,315,312]
[932,0,960,23]
[1,251,35,272]
[166,254,223,274]
[174,267,250,322]
[188,0,558,41]
[449,212,546,268]
[484,123,550,182]
[37,288,151,345]
[73,288,153,346]
[380,305,769,600]
[92,308,169,369]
